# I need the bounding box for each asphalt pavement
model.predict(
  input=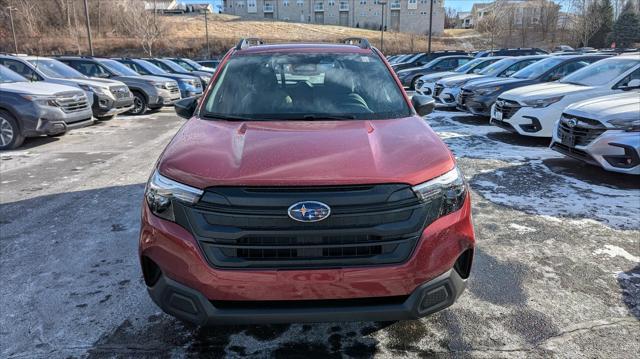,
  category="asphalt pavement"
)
[1,108,638,358]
